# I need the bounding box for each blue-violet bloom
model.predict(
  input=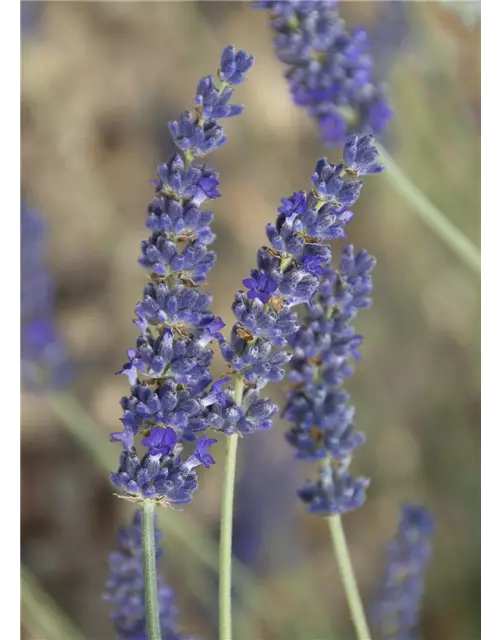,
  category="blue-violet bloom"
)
[254,1,393,146]
[110,46,253,506]
[211,135,379,436]
[371,504,435,640]
[284,242,377,514]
